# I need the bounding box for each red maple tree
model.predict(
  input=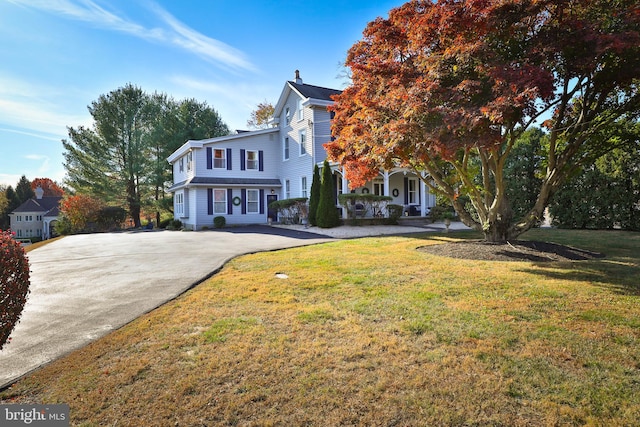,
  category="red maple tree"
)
[59,194,104,233]
[31,177,65,197]
[327,0,640,241]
